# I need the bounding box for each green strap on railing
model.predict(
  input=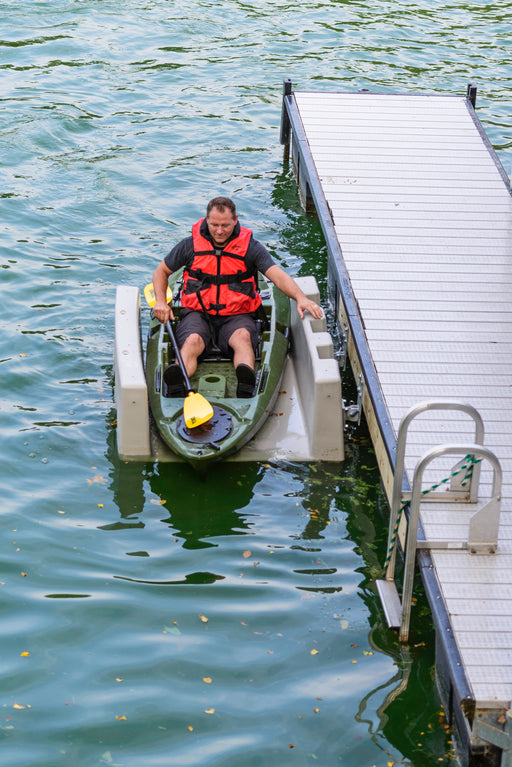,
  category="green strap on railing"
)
[383,454,482,570]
